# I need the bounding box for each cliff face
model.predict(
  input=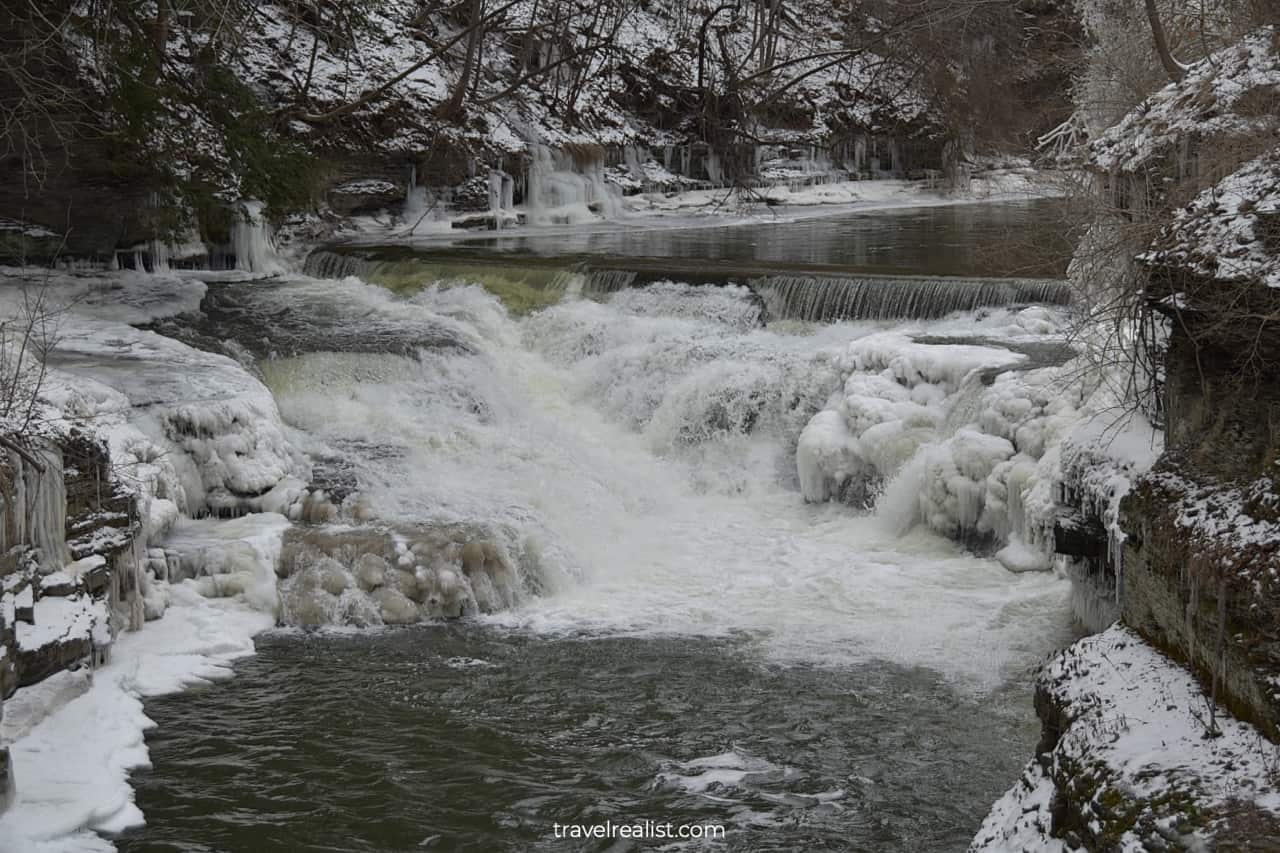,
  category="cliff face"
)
[974,28,1280,851]
[1119,137,1280,749]
[1120,302,1280,742]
